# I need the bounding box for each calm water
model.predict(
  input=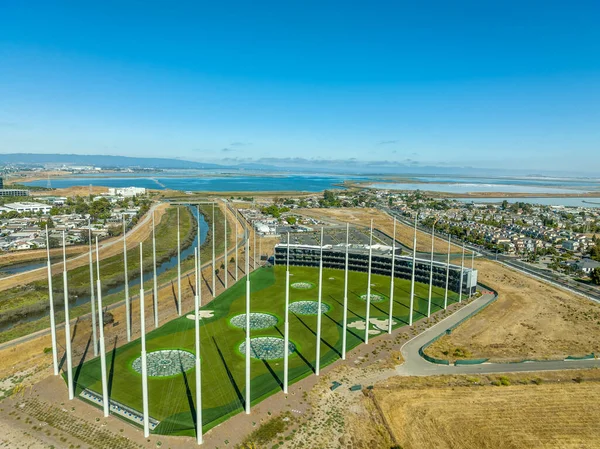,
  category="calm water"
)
[26,174,366,192]
[370,182,593,194]
[410,176,600,189]
[370,175,600,194]
[454,197,600,208]
[0,206,209,332]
